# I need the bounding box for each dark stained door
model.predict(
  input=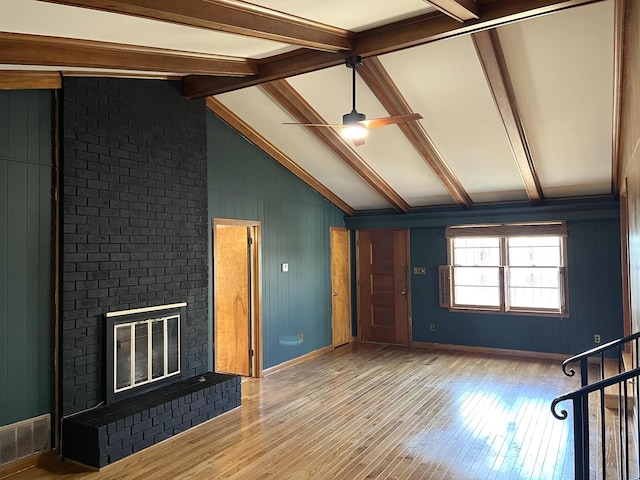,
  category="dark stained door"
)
[358,229,409,345]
